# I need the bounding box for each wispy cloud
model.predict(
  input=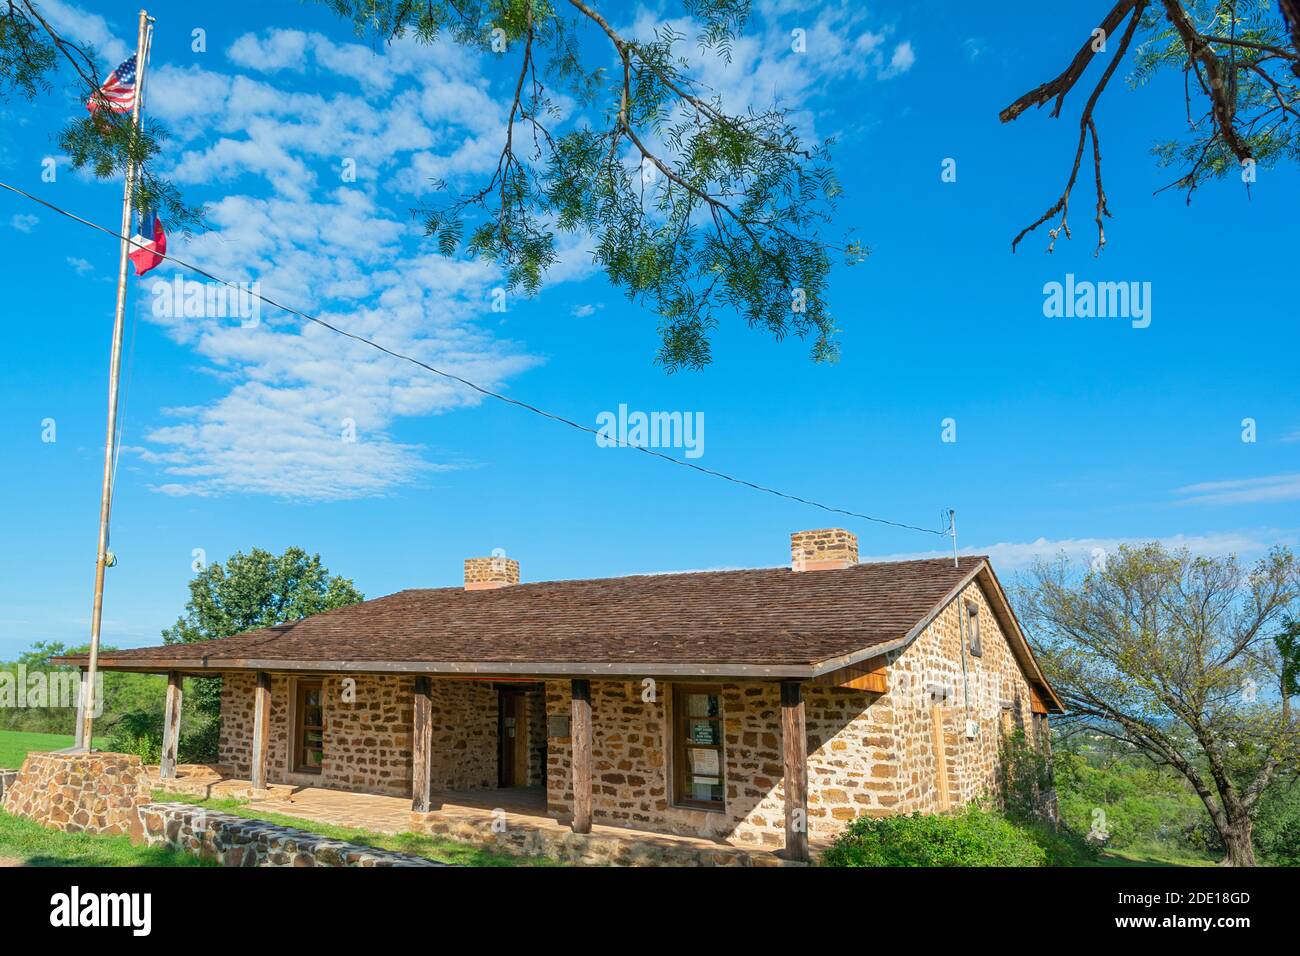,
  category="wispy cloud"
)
[869,528,1297,570]
[129,34,553,500]
[10,213,38,233]
[39,0,128,66]
[1173,474,1300,506]
[66,256,93,275]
